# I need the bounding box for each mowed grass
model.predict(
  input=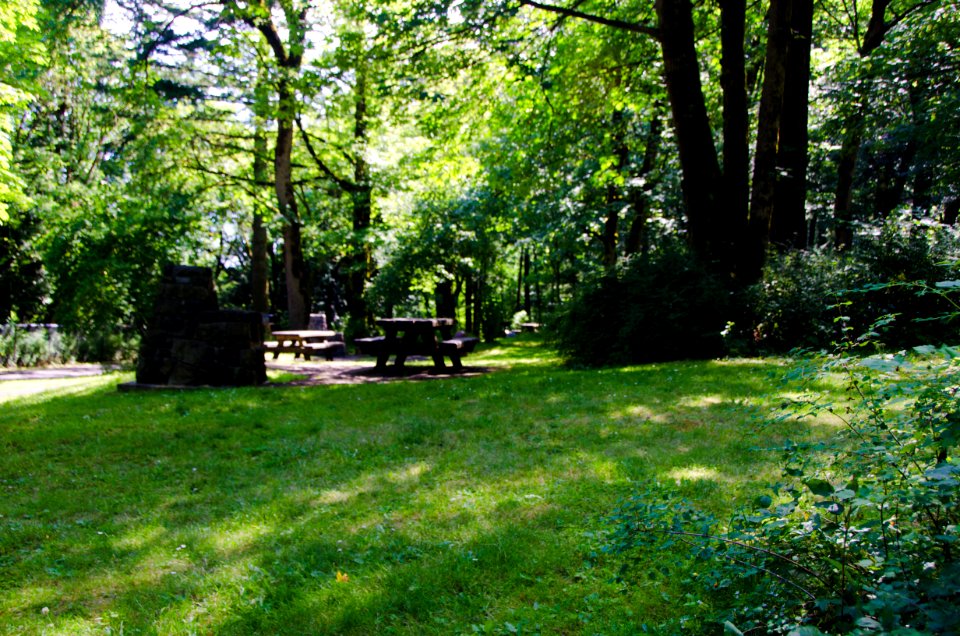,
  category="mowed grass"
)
[0,337,837,634]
